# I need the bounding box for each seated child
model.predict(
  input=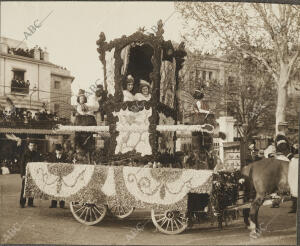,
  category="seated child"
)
[134,80,151,101]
